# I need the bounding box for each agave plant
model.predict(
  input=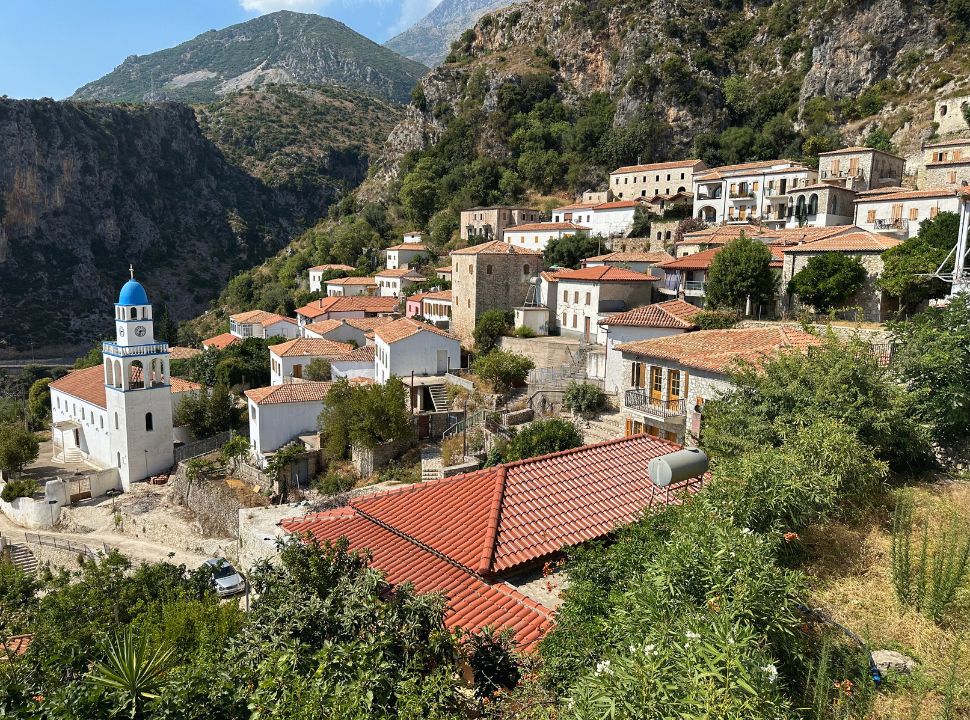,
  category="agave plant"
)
[87,630,173,719]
